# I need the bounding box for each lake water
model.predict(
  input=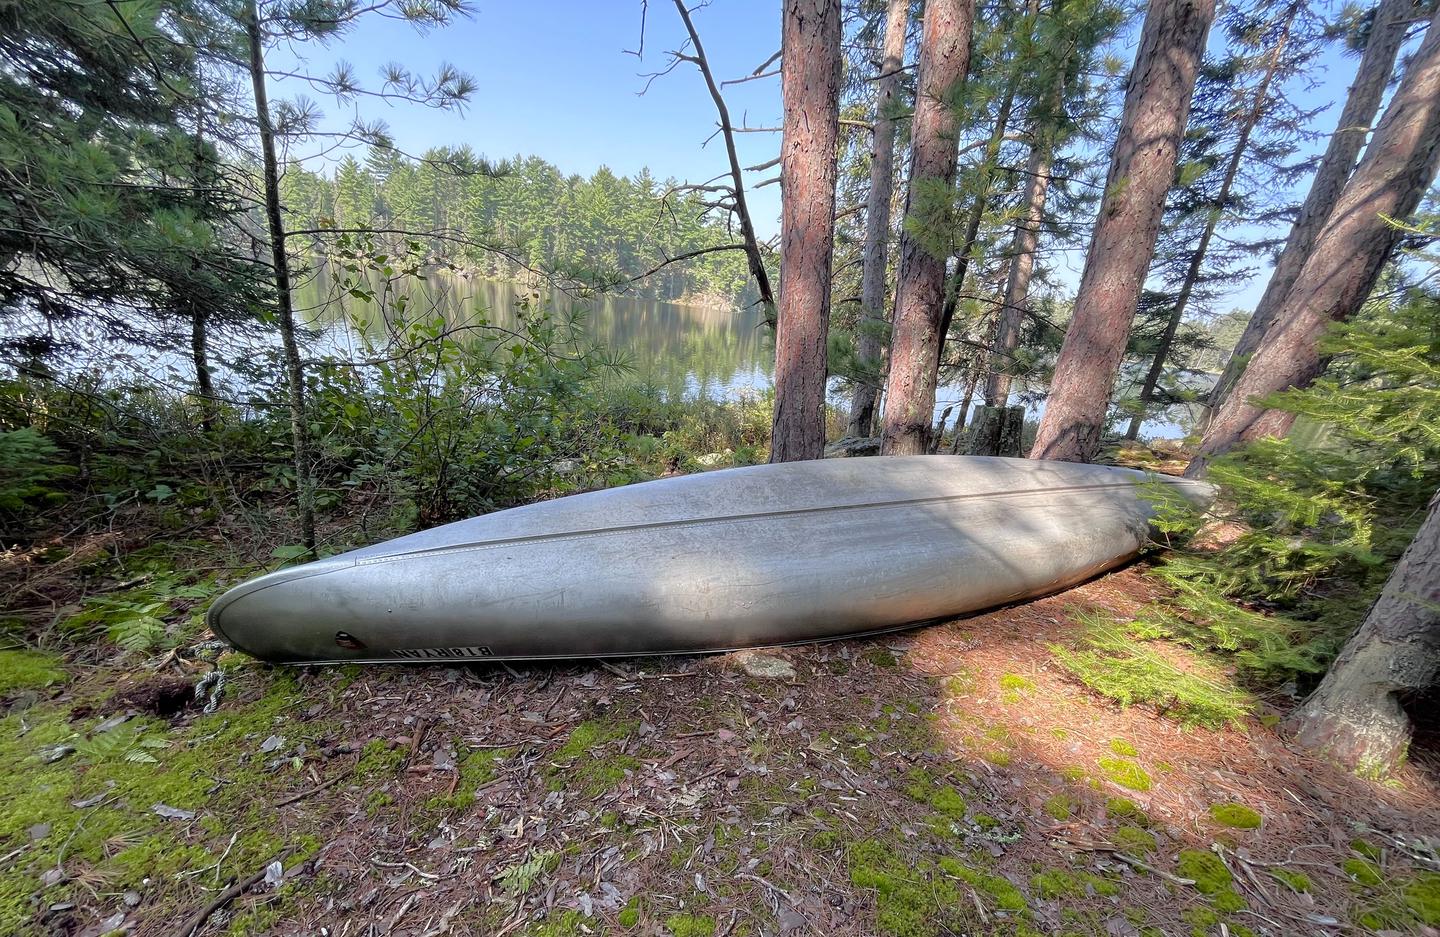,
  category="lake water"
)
[298,271,776,403]
[297,270,1194,441]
